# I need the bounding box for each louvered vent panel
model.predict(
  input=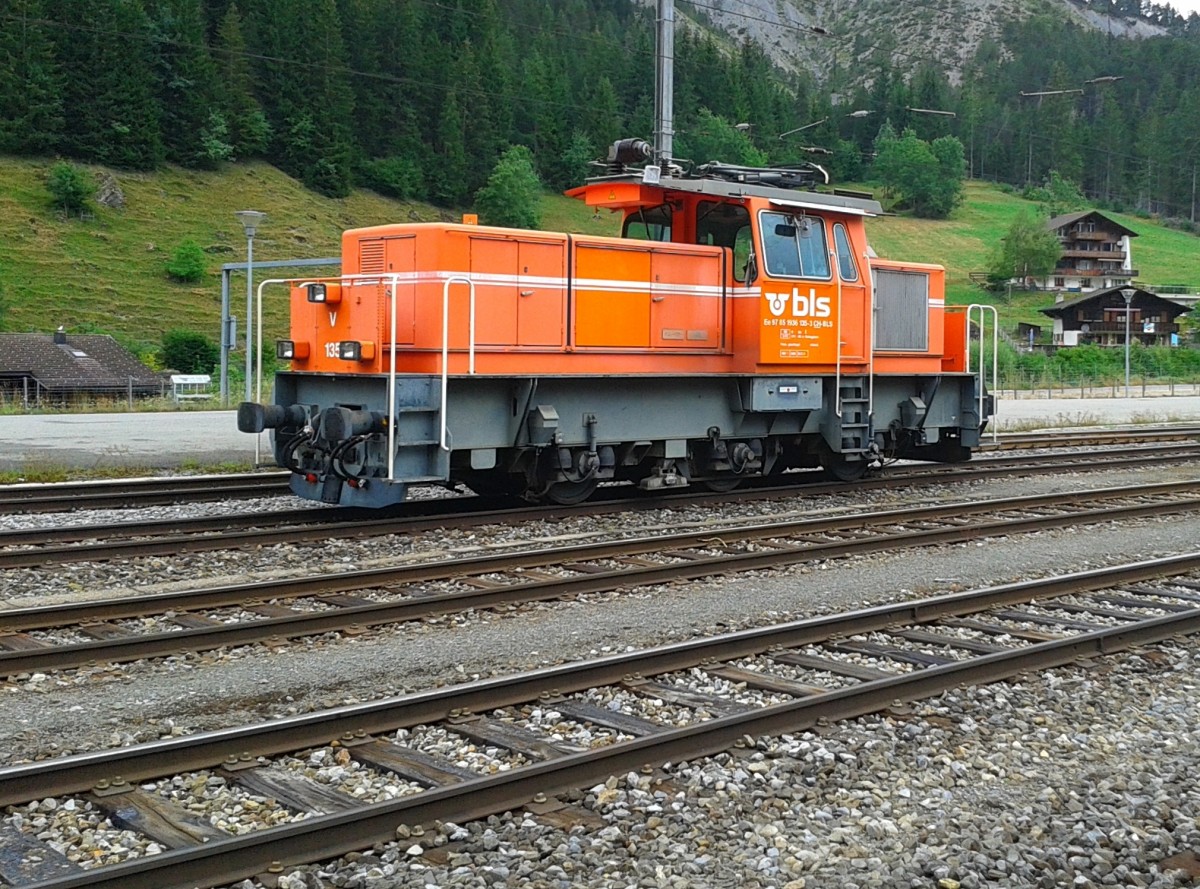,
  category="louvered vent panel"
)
[359,239,385,273]
[874,268,929,352]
